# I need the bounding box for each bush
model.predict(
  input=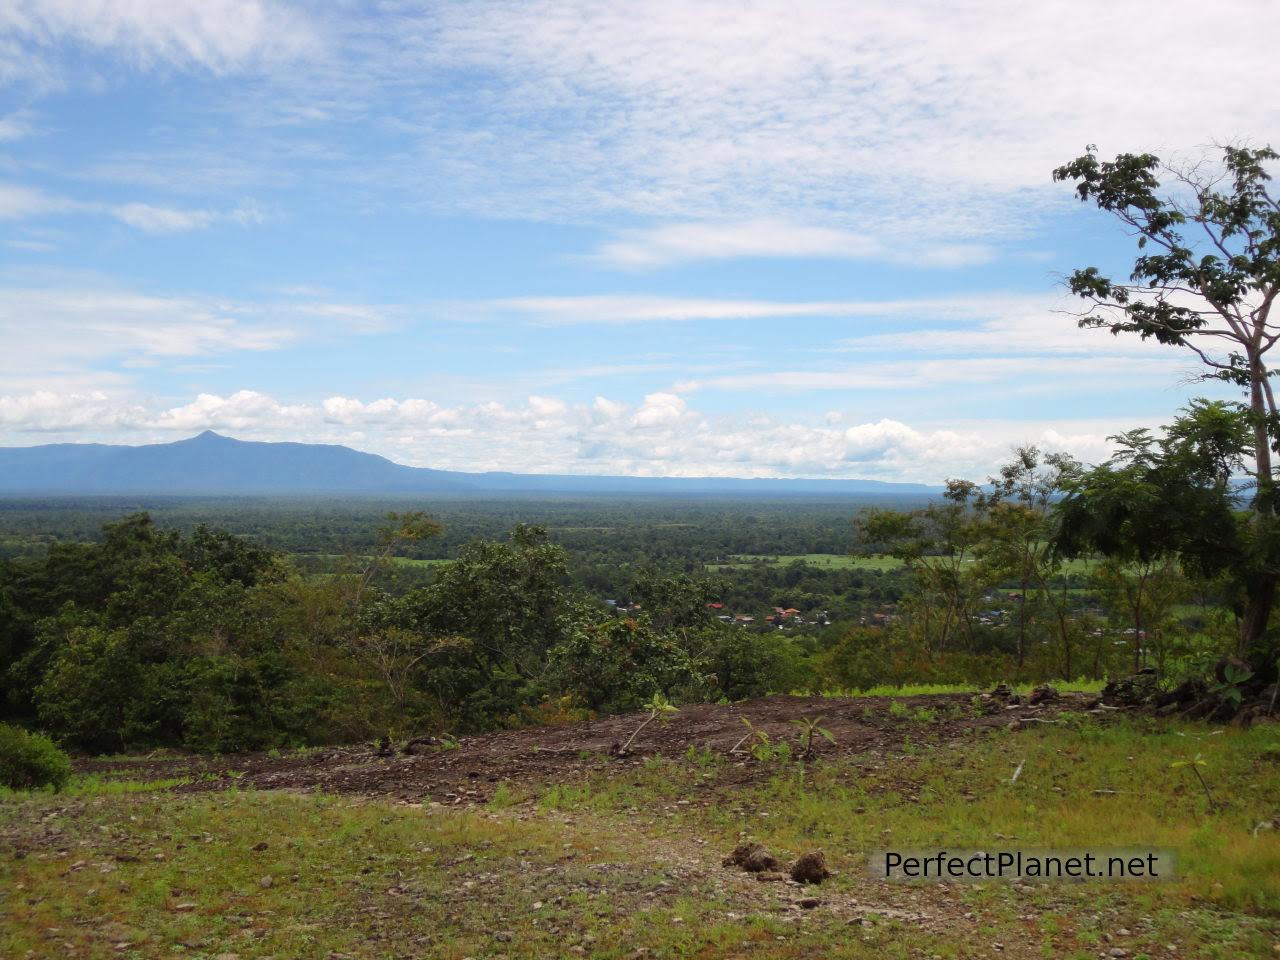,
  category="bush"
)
[0,723,72,791]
